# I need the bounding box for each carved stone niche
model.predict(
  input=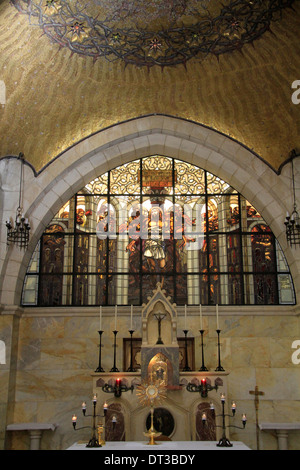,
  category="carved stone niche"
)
[141,283,179,387]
